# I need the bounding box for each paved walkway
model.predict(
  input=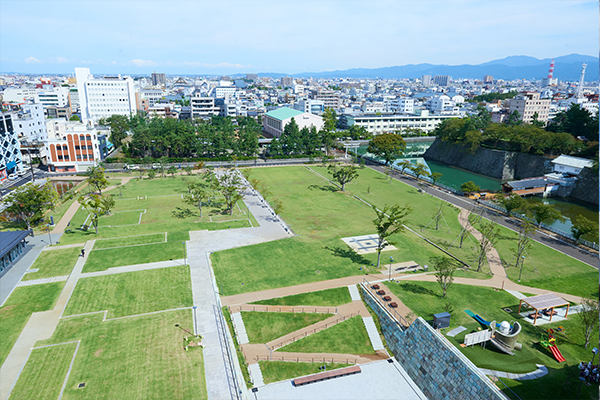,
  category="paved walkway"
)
[362,316,384,351]
[0,240,95,400]
[79,258,185,278]
[16,275,69,286]
[229,304,338,314]
[481,364,548,381]
[231,312,249,345]
[348,284,360,301]
[504,289,527,300]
